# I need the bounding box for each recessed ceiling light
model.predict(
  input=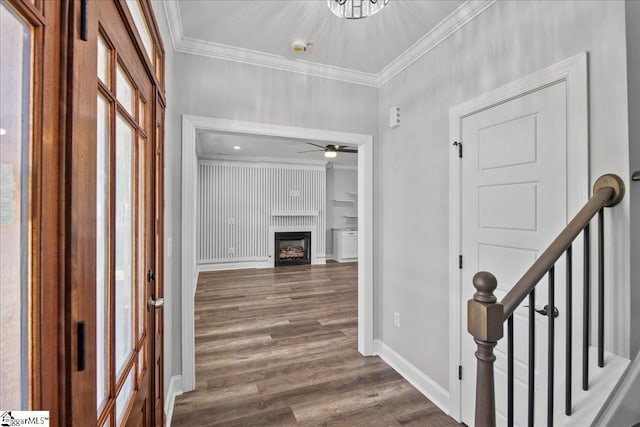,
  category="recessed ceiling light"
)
[0,128,6,136]
[233,146,241,150]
